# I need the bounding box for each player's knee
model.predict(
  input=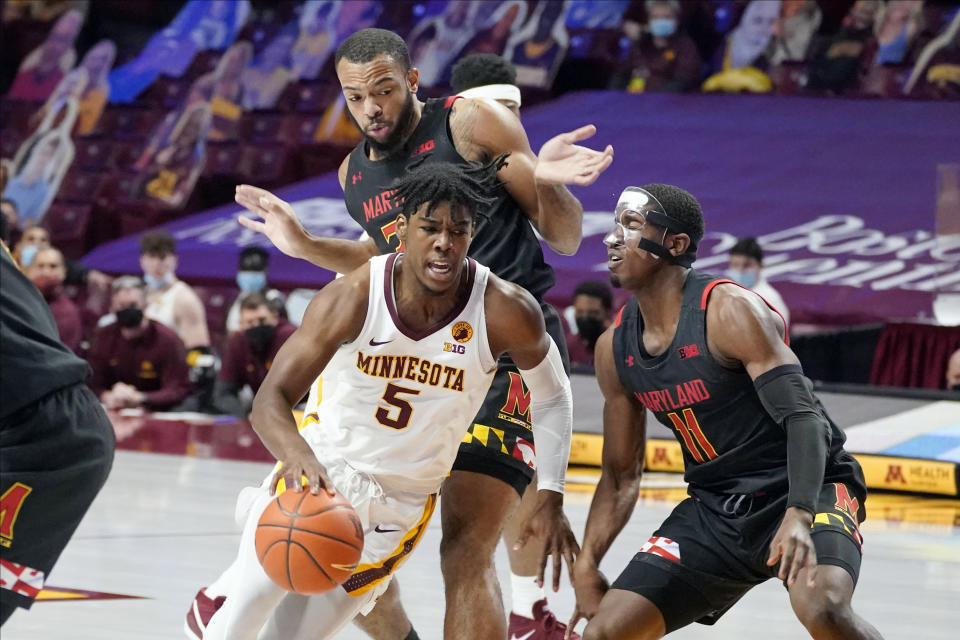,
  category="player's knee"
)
[797,591,855,636]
